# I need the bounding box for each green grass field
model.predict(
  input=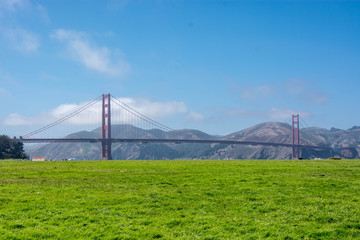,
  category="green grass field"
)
[0,159,360,239]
